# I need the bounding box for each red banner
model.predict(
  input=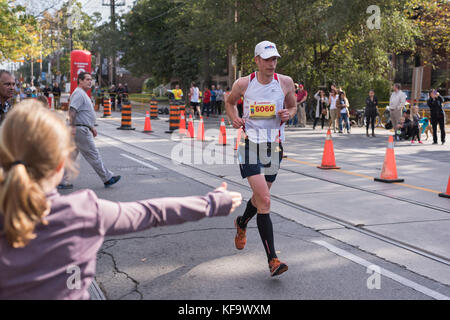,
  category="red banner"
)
[70,50,92,97]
